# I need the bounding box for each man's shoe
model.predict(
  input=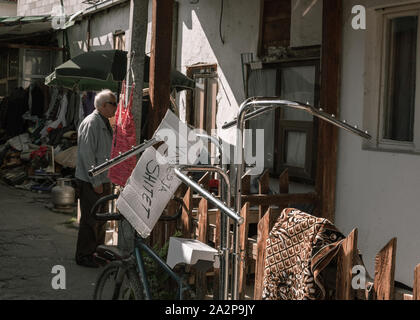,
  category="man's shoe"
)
[76,255,99,268]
